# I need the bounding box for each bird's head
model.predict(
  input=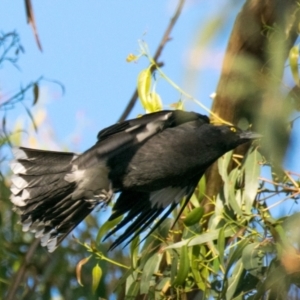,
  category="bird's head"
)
[216,125,262,150]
